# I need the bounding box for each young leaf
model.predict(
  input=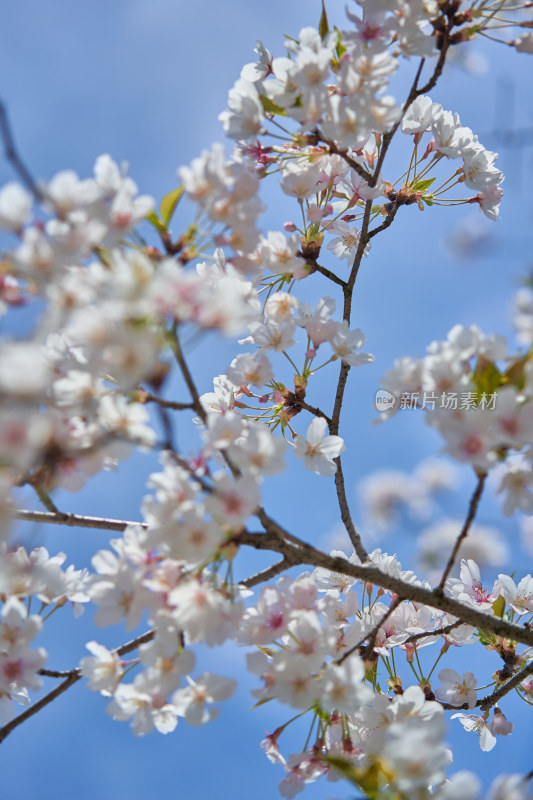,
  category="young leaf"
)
[259,94,287,117]
[411,177,436,194]
[472,357,502,396]
[334,26,347,58]
[160,186,184,226]
[248,697,274,711]
[319,0,329,40]
[145,210,166,233]
[492,594,506,619]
